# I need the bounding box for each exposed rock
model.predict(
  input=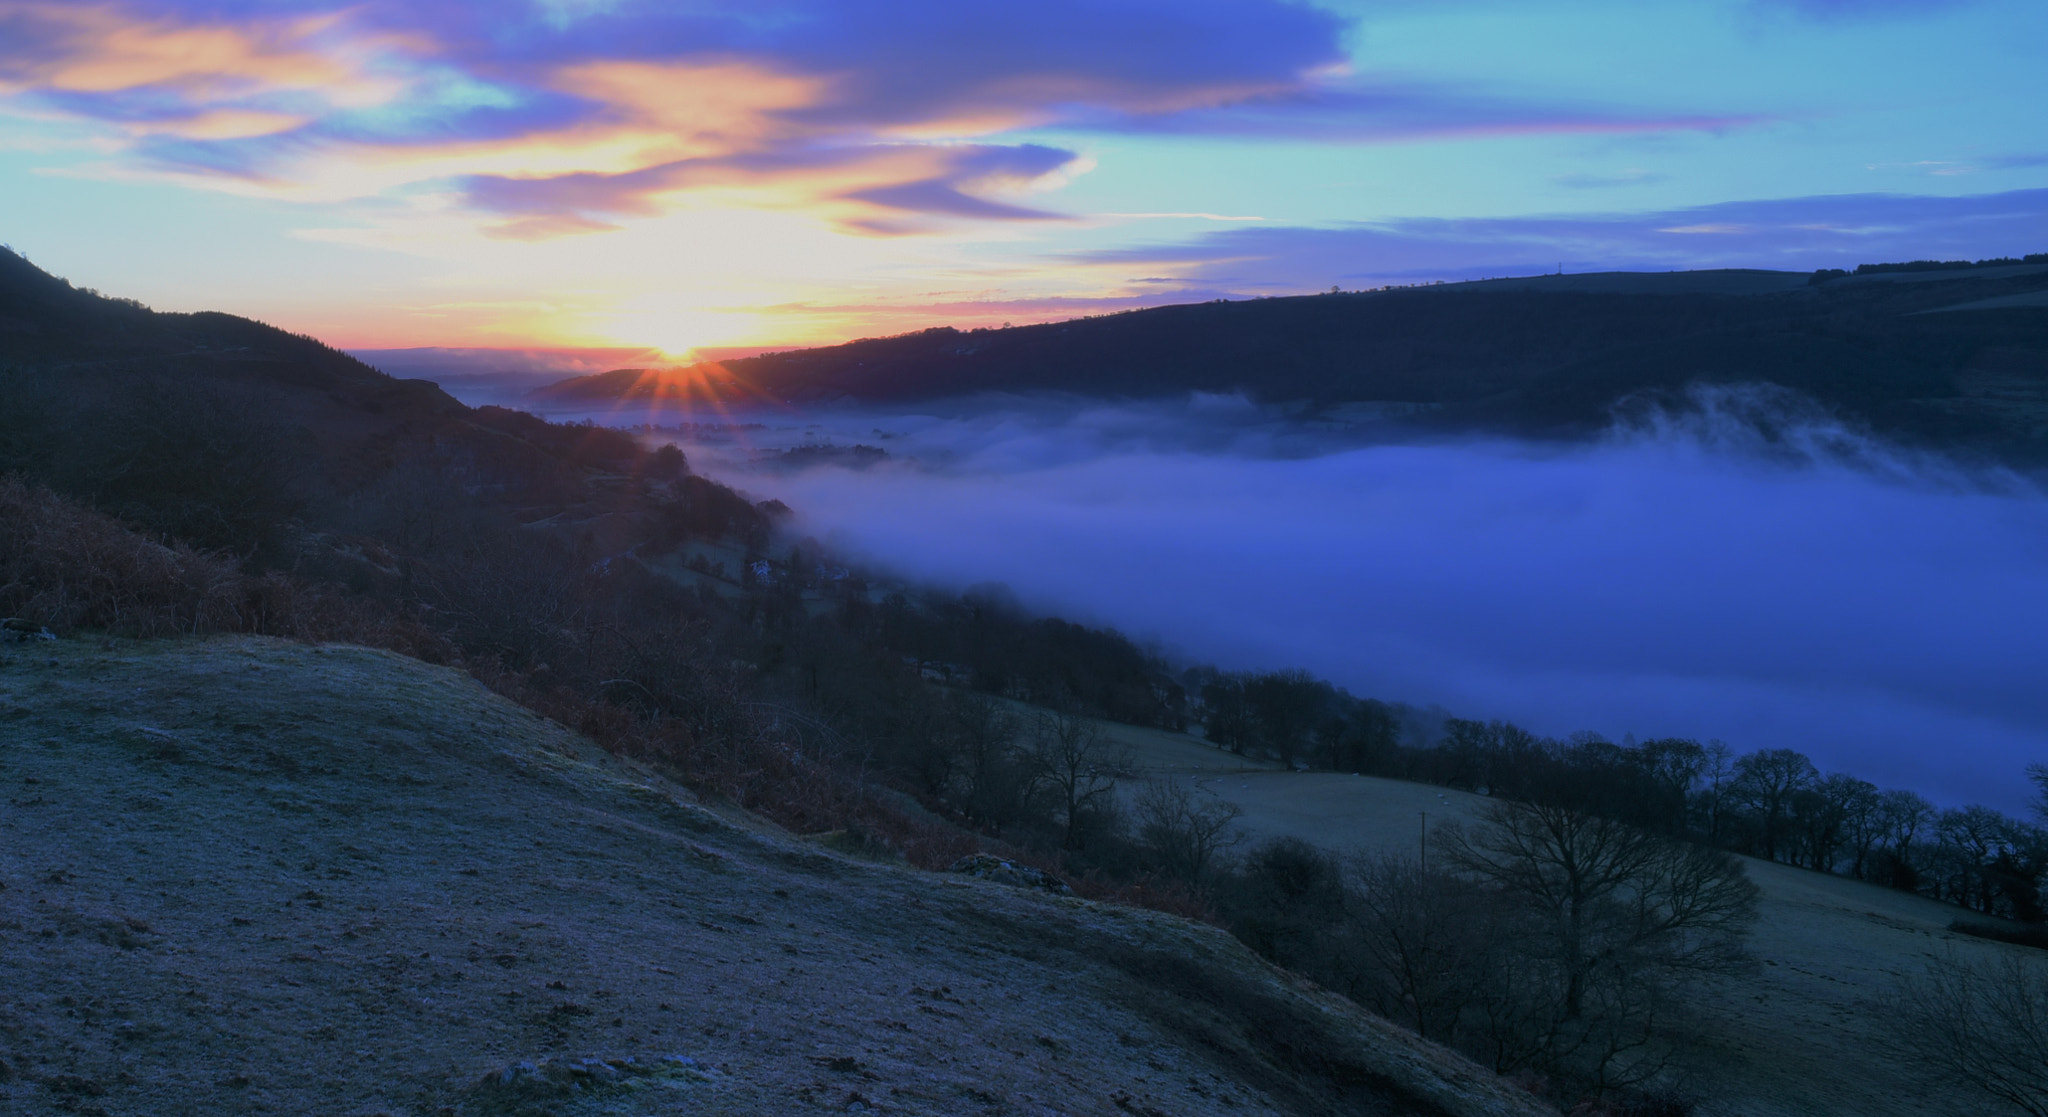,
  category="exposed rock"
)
[949,853,1072,895]
[1,618,55,642]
